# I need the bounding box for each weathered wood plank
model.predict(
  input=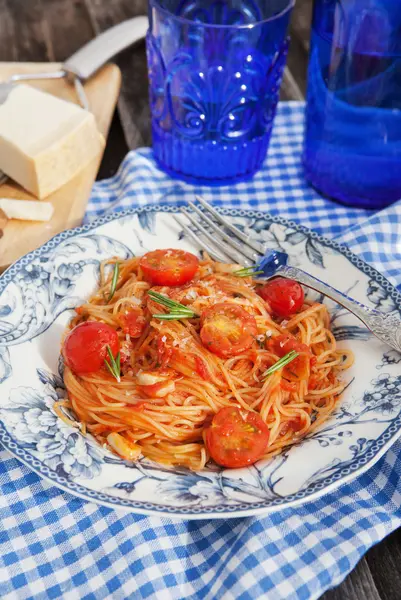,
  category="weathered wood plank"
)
[2,0,94,62]
[285,34,308,98]
[1,0,50,61]
[84,0,150,149]
[322,557,381,600]
[290,0,313,52]
[98,110,129,180]
[280,67,304,101]
[366,529,401,600]
[39,0,95,61]
[282,0,313,100]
